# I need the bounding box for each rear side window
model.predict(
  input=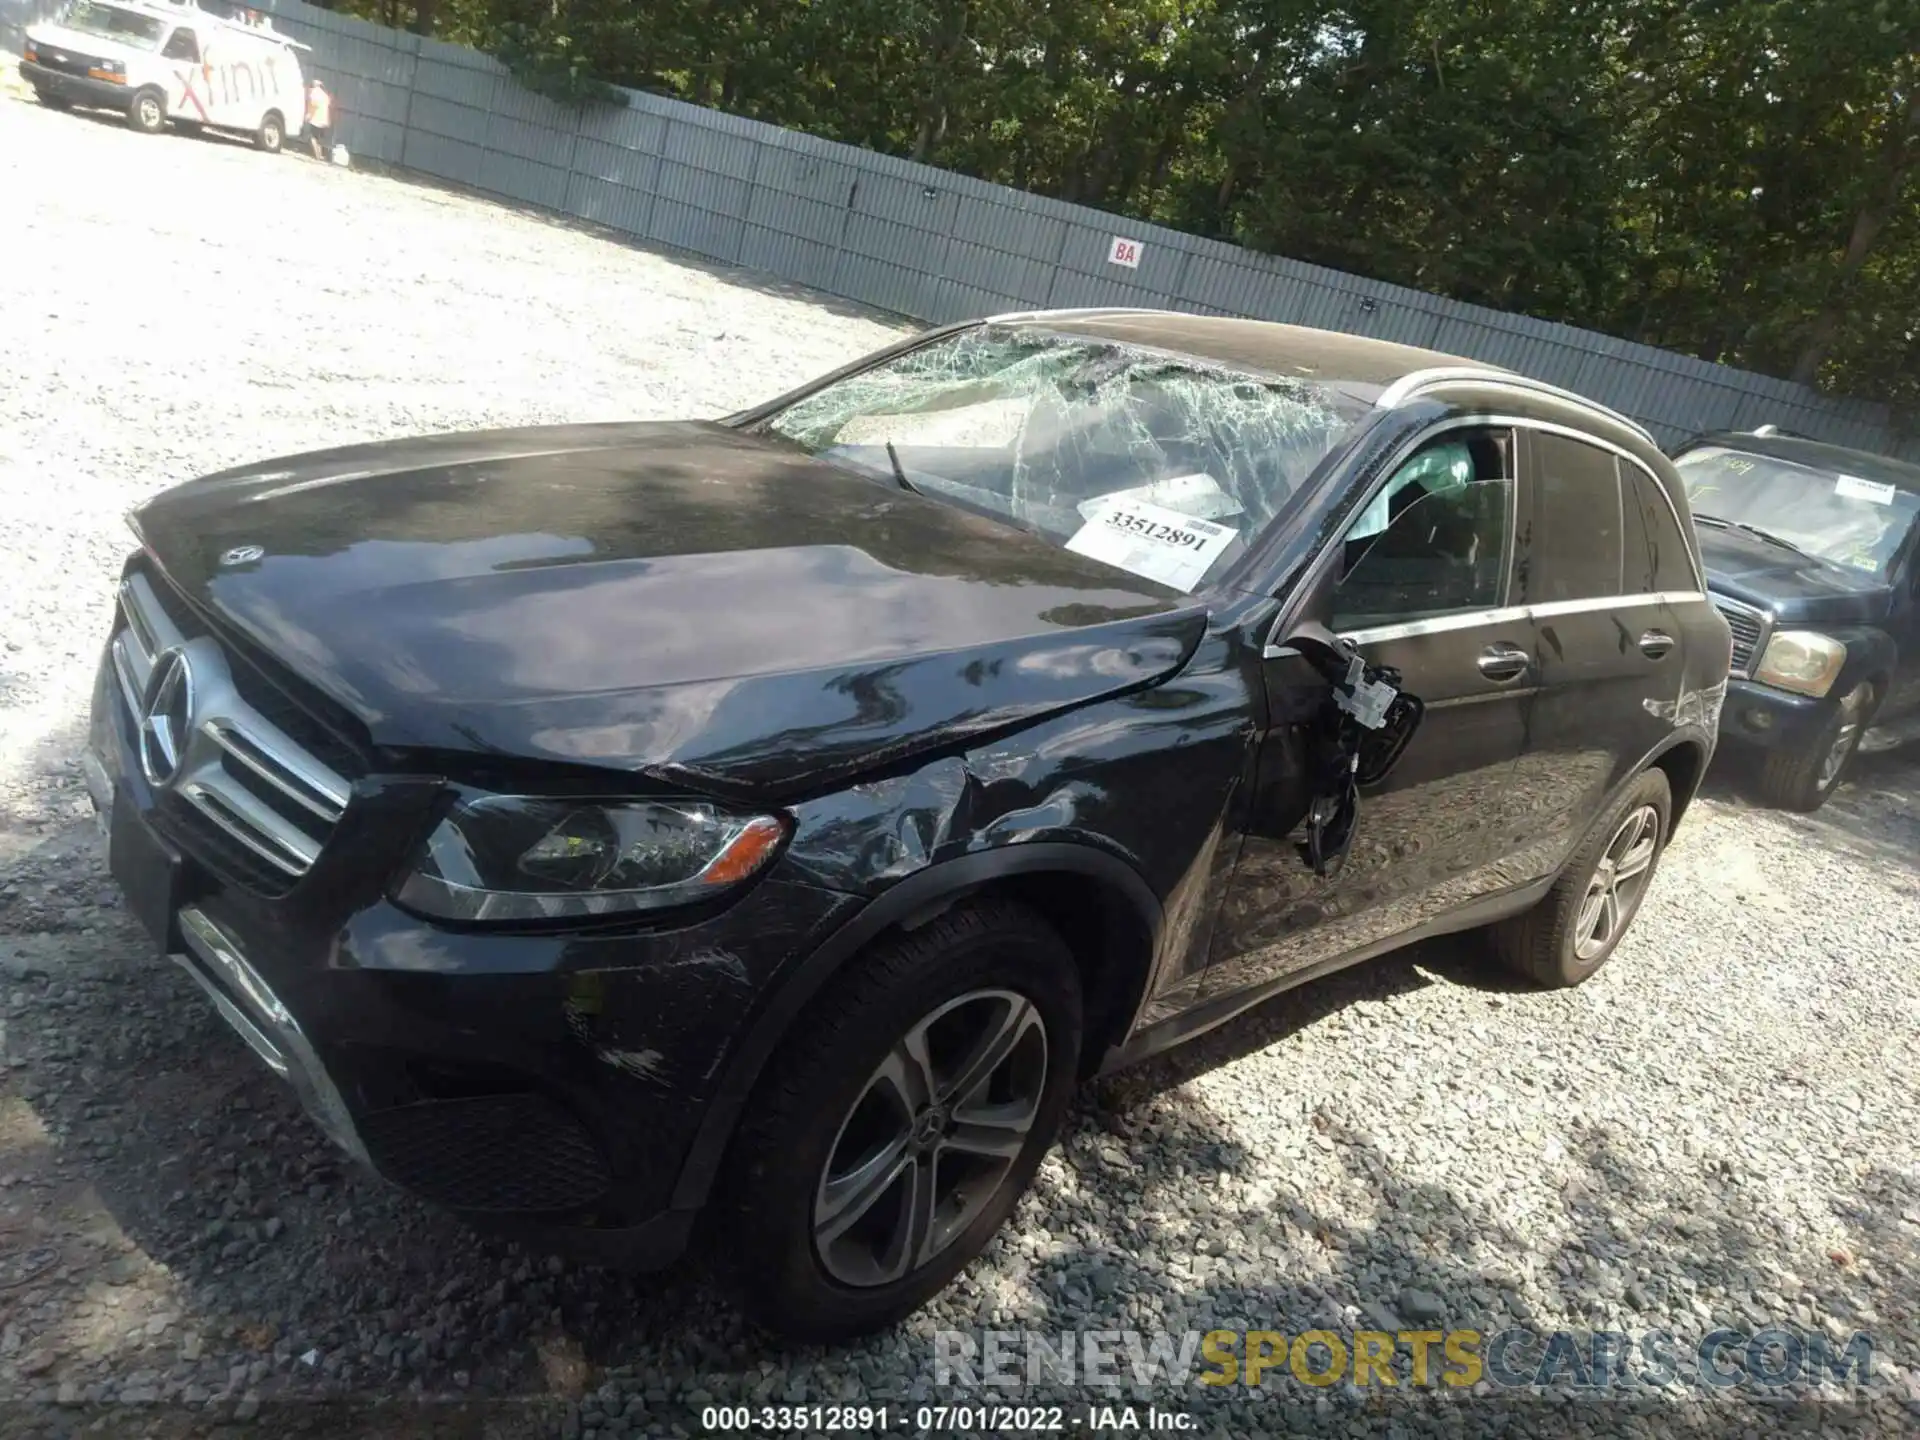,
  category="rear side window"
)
[1525,433,1623,602]
[1625,465,1699,591]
